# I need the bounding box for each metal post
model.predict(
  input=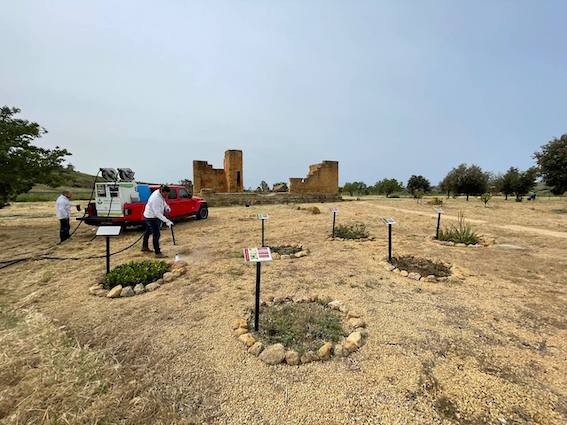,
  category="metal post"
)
[254,262,261,331]
[171,225,176,245]
[436,213,441,240]
[105,236,110,274]
[261,219,265,247]
[388,224,392,262]
[332,212,336,238]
